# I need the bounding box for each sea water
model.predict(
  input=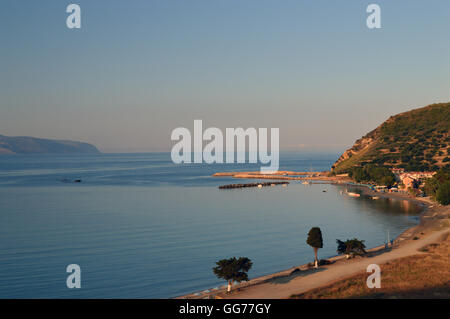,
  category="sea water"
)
[0,153,422,298]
